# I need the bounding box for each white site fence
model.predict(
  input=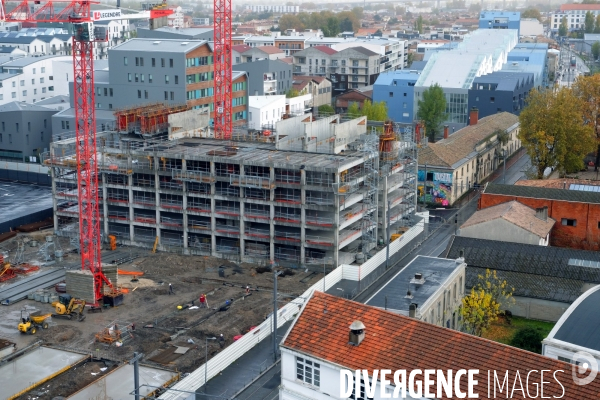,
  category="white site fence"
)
[159,212,428,400]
